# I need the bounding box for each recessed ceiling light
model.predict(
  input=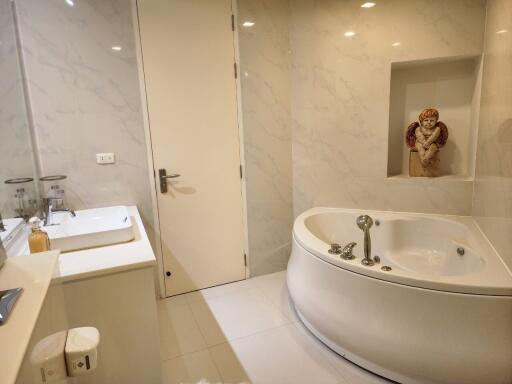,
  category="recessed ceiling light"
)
[496,29,508,34]
[361,2,376,8]
[243,21,255,27]
[65,0,74,6]
[344,31,356,37]
[392,42,401,47]
[111,46,122,51]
